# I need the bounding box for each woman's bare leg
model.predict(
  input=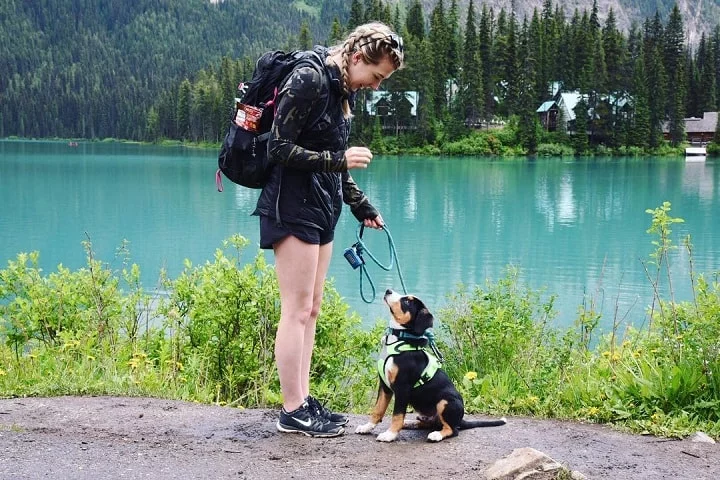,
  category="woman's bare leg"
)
[273,235,319,412]
[300,241,333,398]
